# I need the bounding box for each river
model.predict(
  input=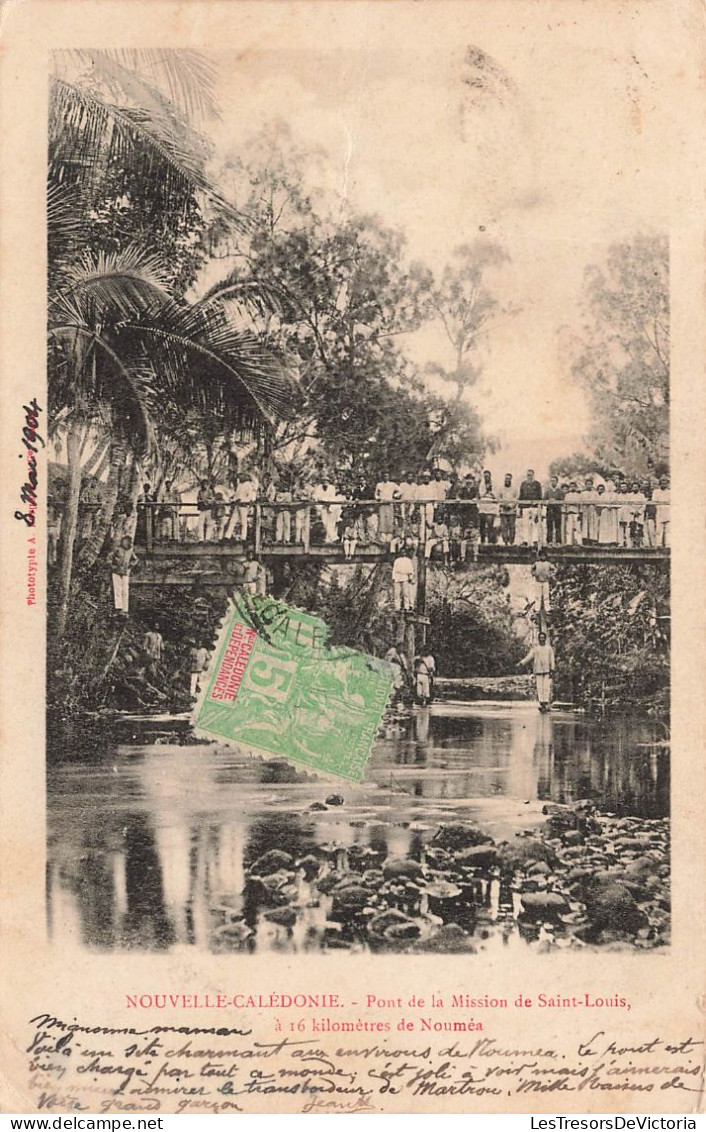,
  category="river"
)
[47,702,669,954]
